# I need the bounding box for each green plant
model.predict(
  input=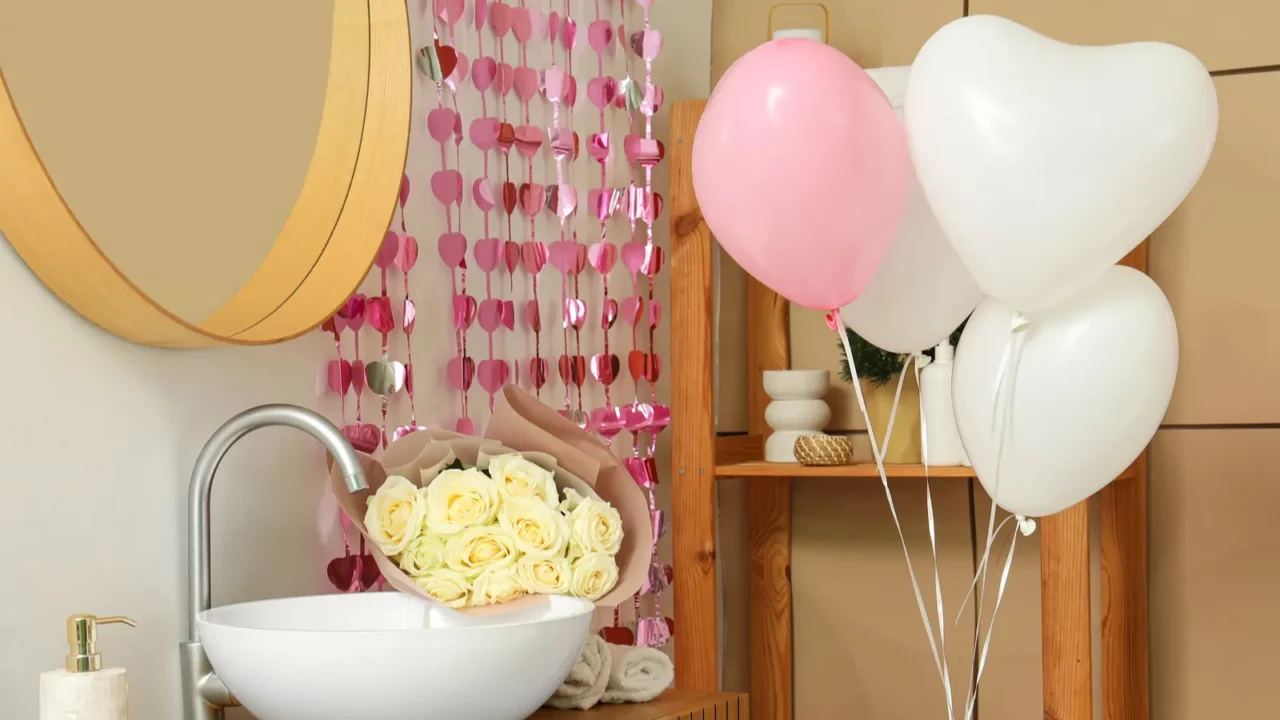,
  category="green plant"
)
[837,320,967,387]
